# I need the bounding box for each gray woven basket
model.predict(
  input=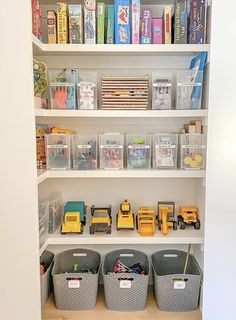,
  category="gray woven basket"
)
[52,248,100,310]
[40,250,54,307]
[152,249,202,312]
[103,249,149,312]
